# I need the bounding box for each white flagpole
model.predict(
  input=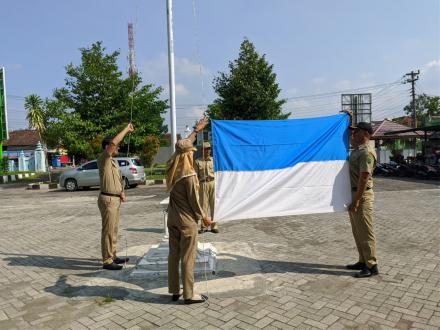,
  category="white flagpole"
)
[166,0,177,153]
